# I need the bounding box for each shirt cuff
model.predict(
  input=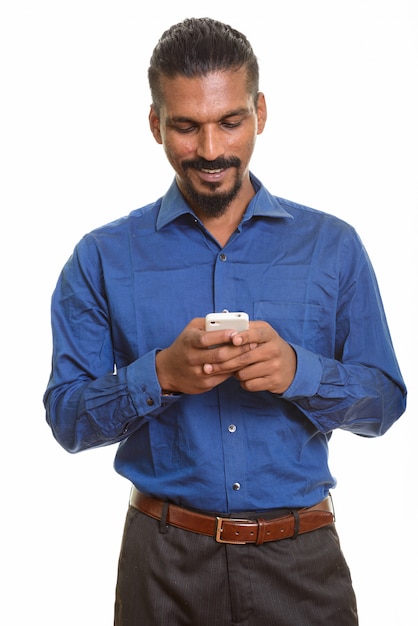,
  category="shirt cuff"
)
[126,349,176,416]
[281,344,322,399]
